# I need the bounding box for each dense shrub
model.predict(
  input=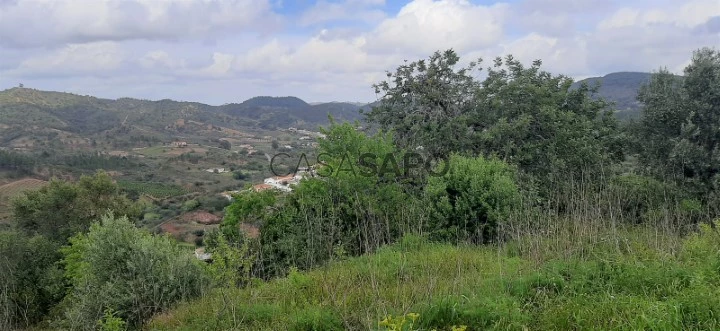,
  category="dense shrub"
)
[254,122,419,277]
[424,154,520,244]
[181,199,200,212]
[57,214,209,329]
[0,231,64,330]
